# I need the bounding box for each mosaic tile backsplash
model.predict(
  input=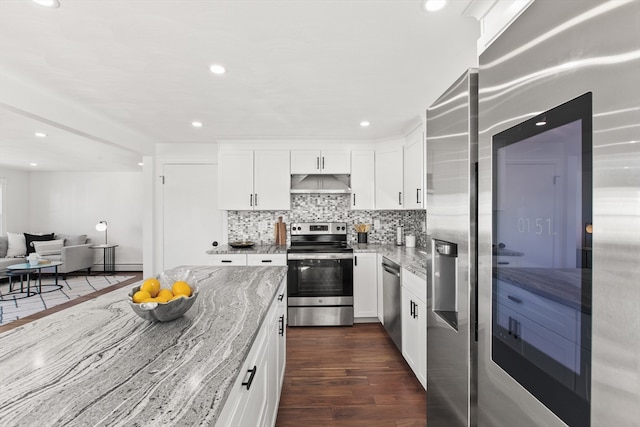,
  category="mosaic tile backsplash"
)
[228,194,427,247]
